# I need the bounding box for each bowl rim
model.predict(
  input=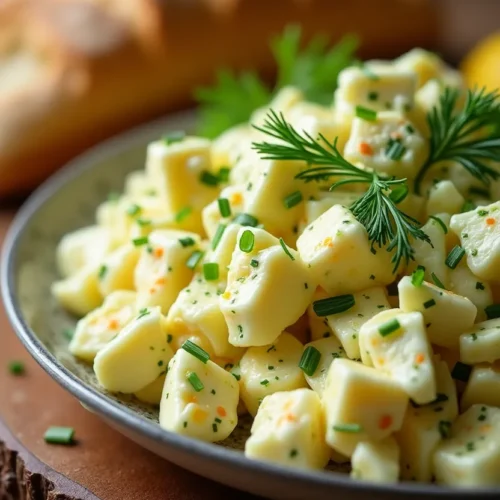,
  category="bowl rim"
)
[0,110,496,498]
